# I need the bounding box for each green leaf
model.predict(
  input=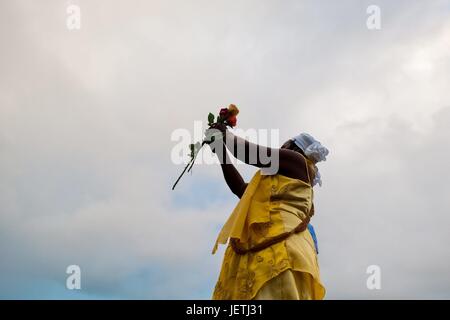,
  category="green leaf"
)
[208,112,215,125]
